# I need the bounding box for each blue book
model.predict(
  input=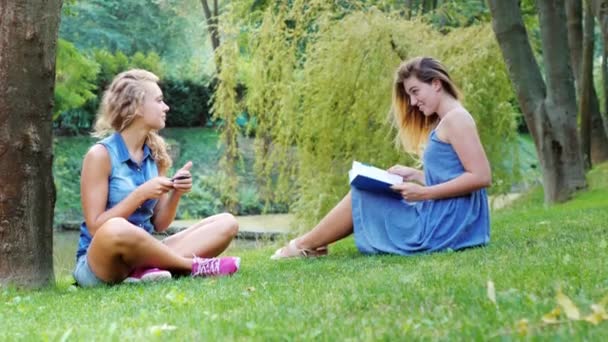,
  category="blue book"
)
[348,161,403,199]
